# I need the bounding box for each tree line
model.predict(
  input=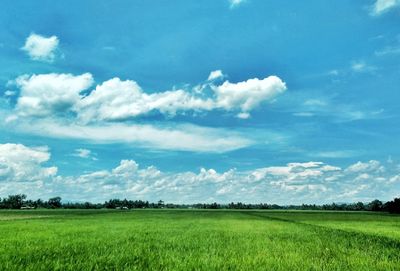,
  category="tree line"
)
[0,194,399,213]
